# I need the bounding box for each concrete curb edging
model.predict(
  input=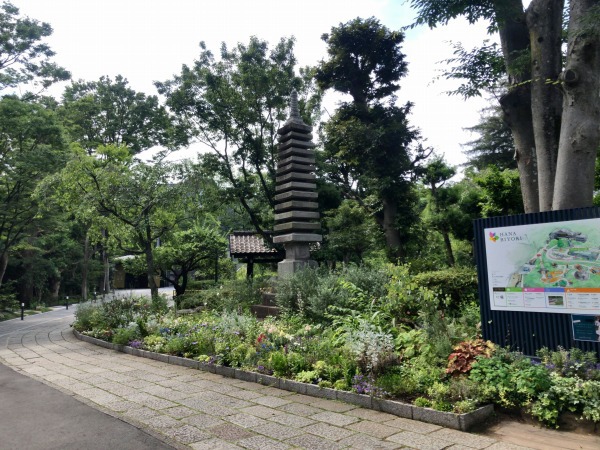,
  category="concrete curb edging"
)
[73,329,493,431]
